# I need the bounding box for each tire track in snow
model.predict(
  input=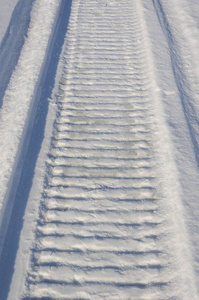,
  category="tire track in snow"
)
[21,0,196,299]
